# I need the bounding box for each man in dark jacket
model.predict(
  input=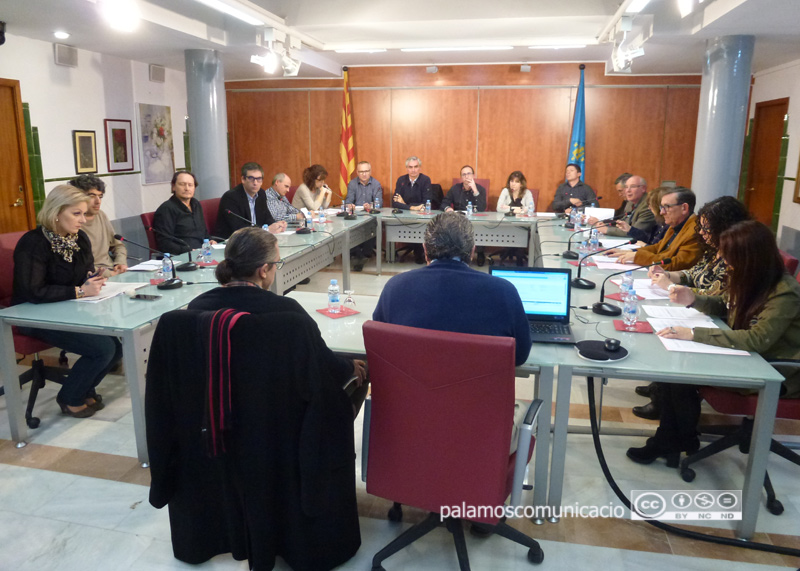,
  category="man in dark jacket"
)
[216,162,286,239]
